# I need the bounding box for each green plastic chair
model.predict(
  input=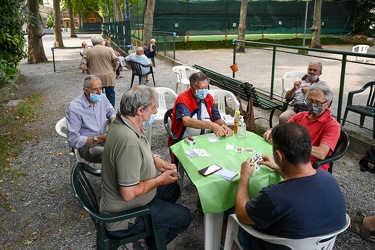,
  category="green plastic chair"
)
[70,162,167,250]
